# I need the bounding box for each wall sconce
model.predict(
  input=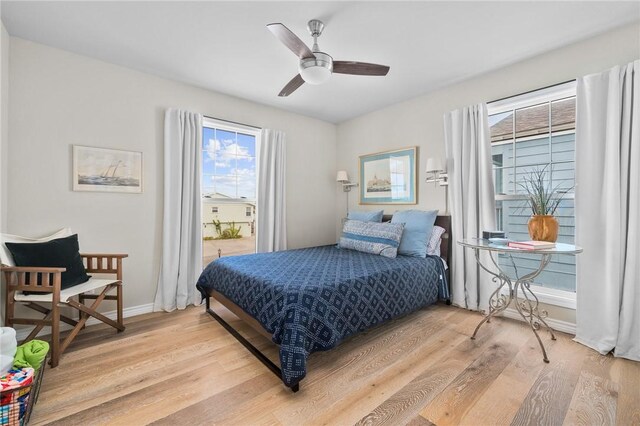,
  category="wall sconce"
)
[425,157,449,213]
[337,171,358,216]
[425,157,448,186]
[336,171,359,192]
